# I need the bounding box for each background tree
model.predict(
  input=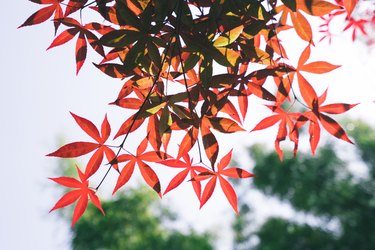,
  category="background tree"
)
[232,120,375,250]
[54,156,214,250]
[68,186,214,250]
[56,153,215,250]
